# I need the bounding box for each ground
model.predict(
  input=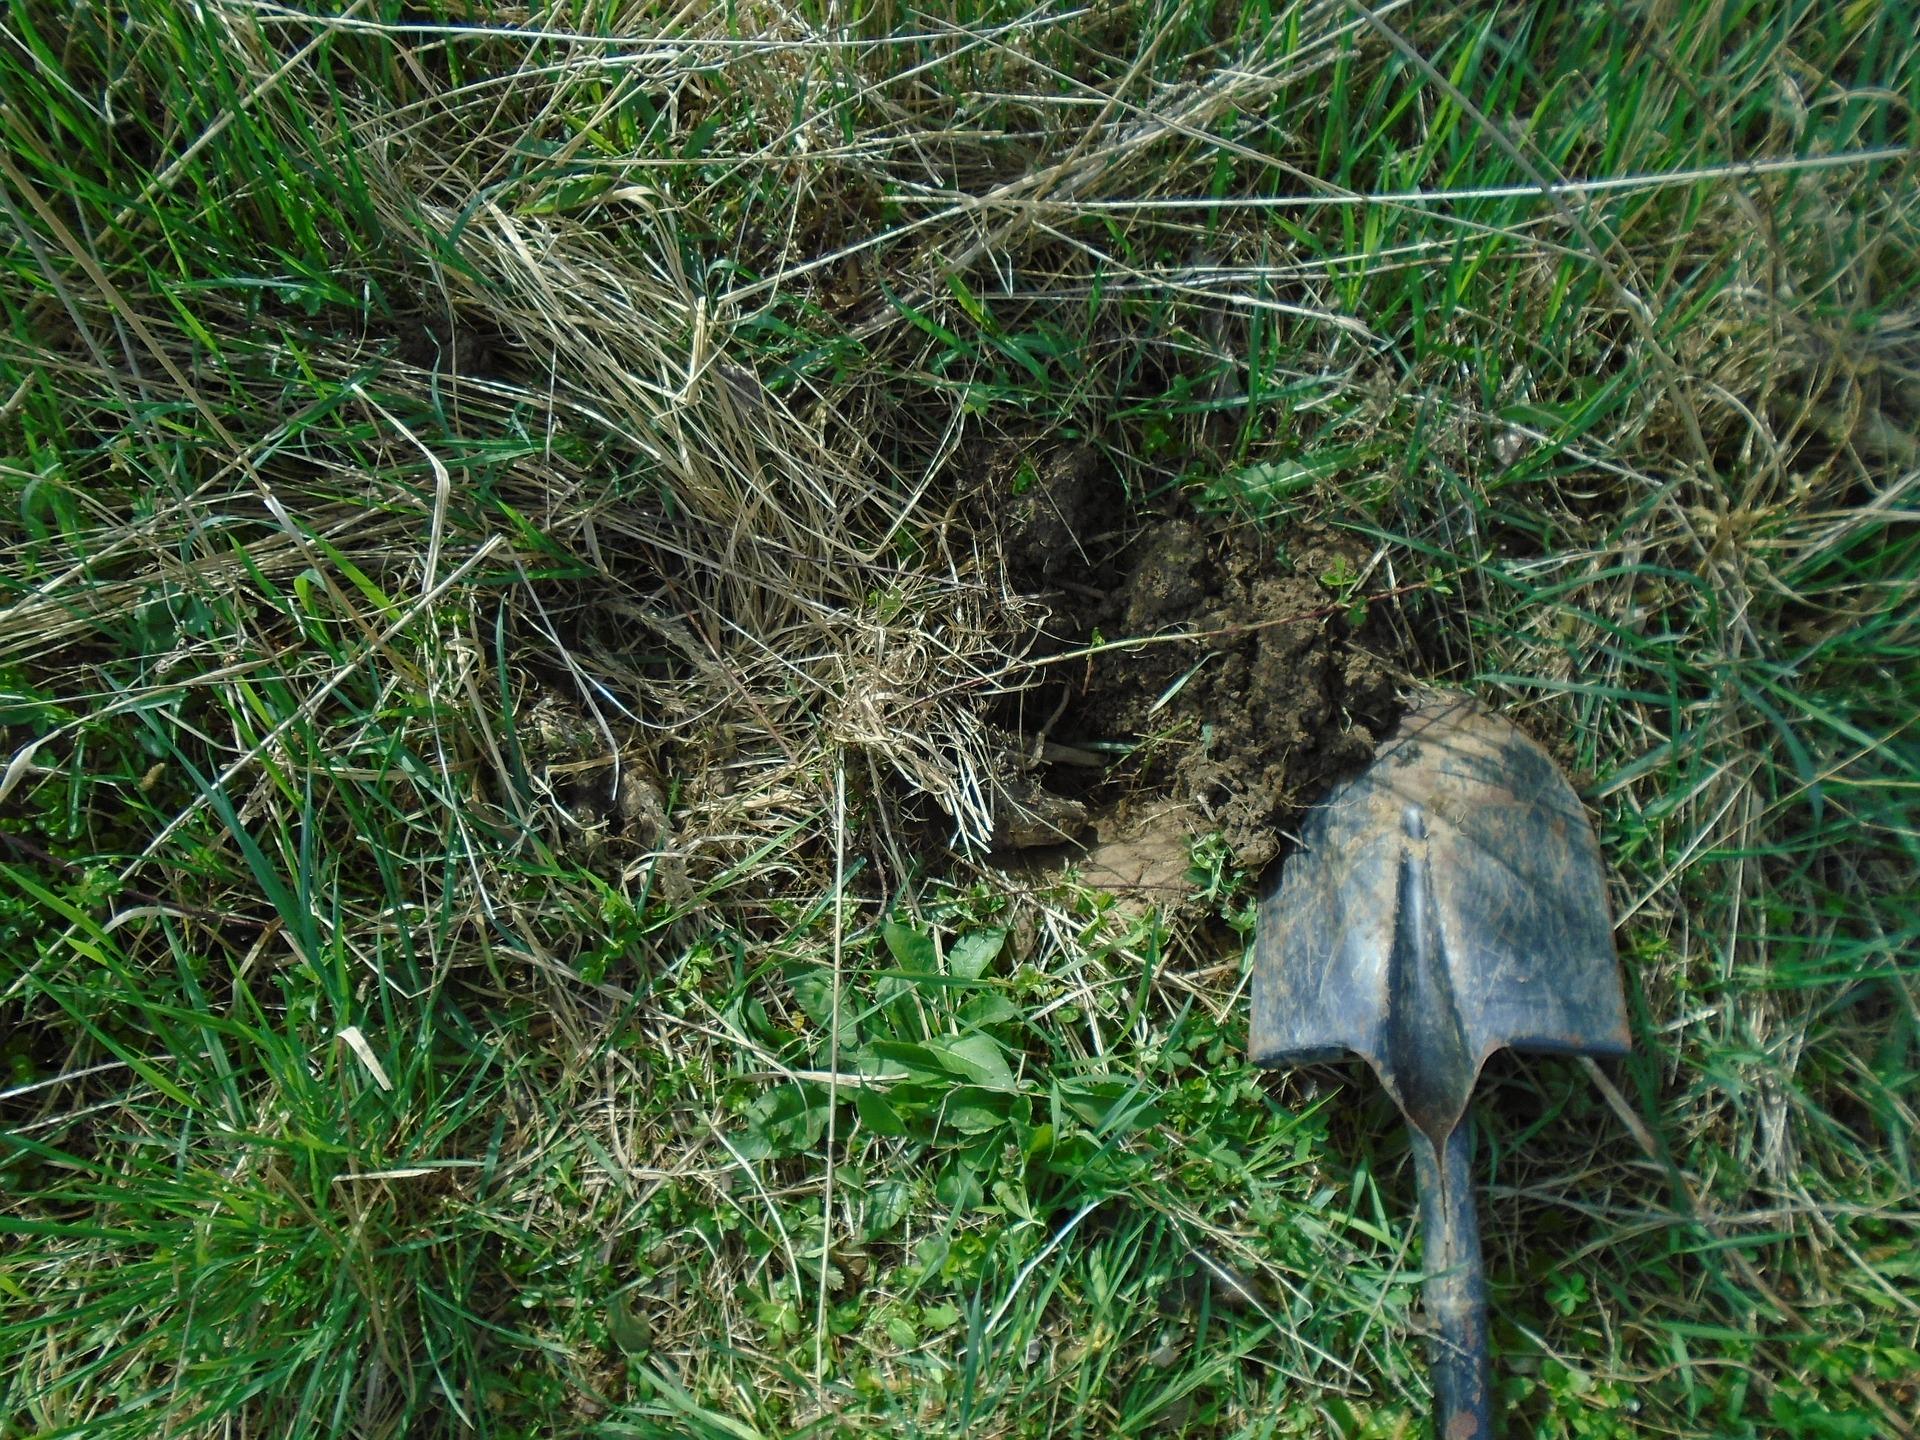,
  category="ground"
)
[2,3,1918,1439]
[992,447,1401,872]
